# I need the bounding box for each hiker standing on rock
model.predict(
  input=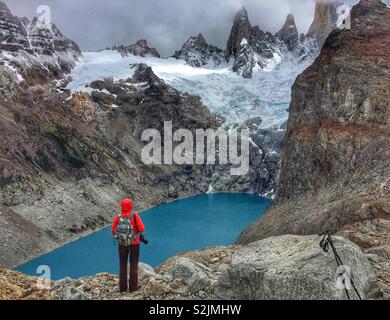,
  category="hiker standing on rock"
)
[112,198,145,292]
